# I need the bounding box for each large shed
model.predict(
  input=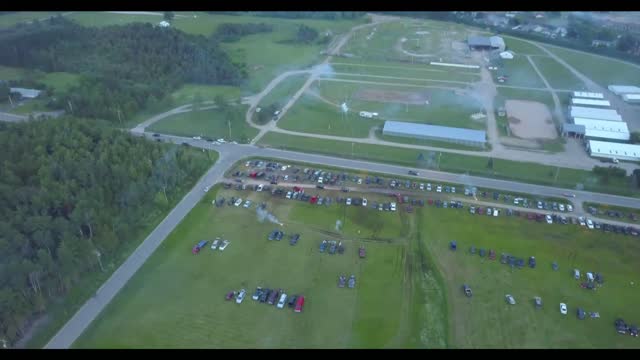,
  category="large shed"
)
[569,106,623,122]
[587,140,640,162]
[608,85,640,96]
[573,91,604,99]
[570,98,611,107]
[573,118,630,141]
[10,87,41,99]
[622,93,640,104]
[382,121,487,148]
[467,35,505,51]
